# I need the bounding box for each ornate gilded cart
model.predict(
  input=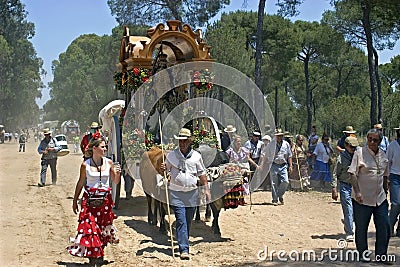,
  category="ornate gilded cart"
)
[104,20,217,208]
